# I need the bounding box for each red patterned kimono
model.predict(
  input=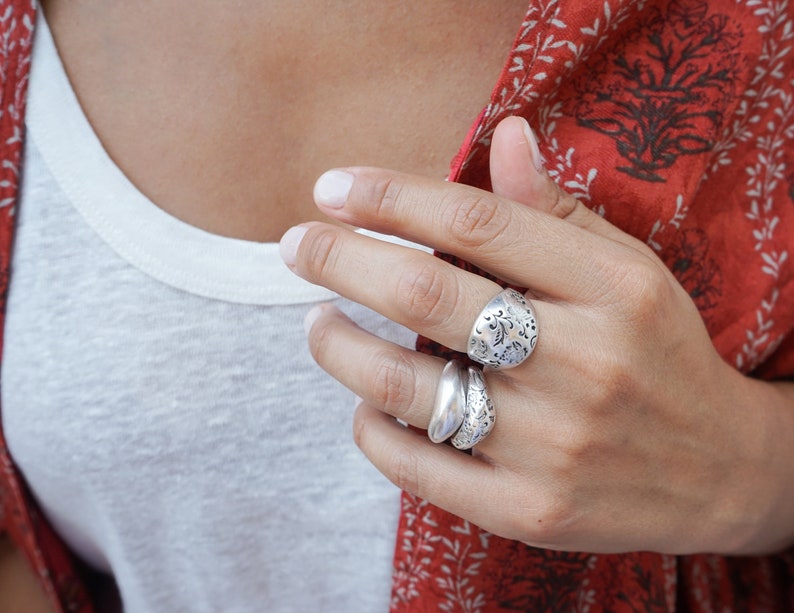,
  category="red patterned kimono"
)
[1,1,793,611]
